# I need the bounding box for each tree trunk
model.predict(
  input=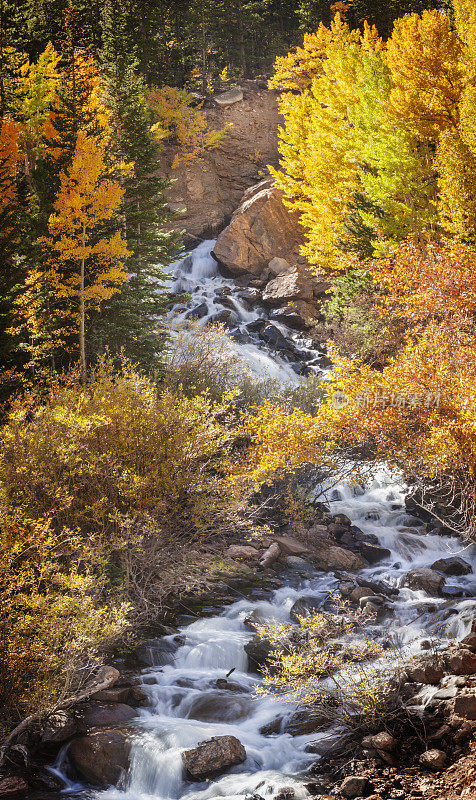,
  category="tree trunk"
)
[201,9,207,95]
[237,0,246,78]
[79,221,86,376]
